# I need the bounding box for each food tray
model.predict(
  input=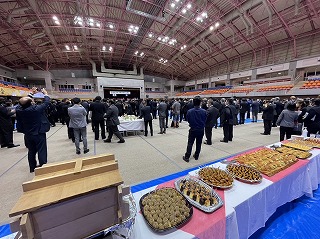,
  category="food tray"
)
[303,138,320,149]
[197,167,234,189]
[174,176,223,213]
[275,146,312,159]
[282,142,313,151]
[226,164,262,184]
[139,187,193,233]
